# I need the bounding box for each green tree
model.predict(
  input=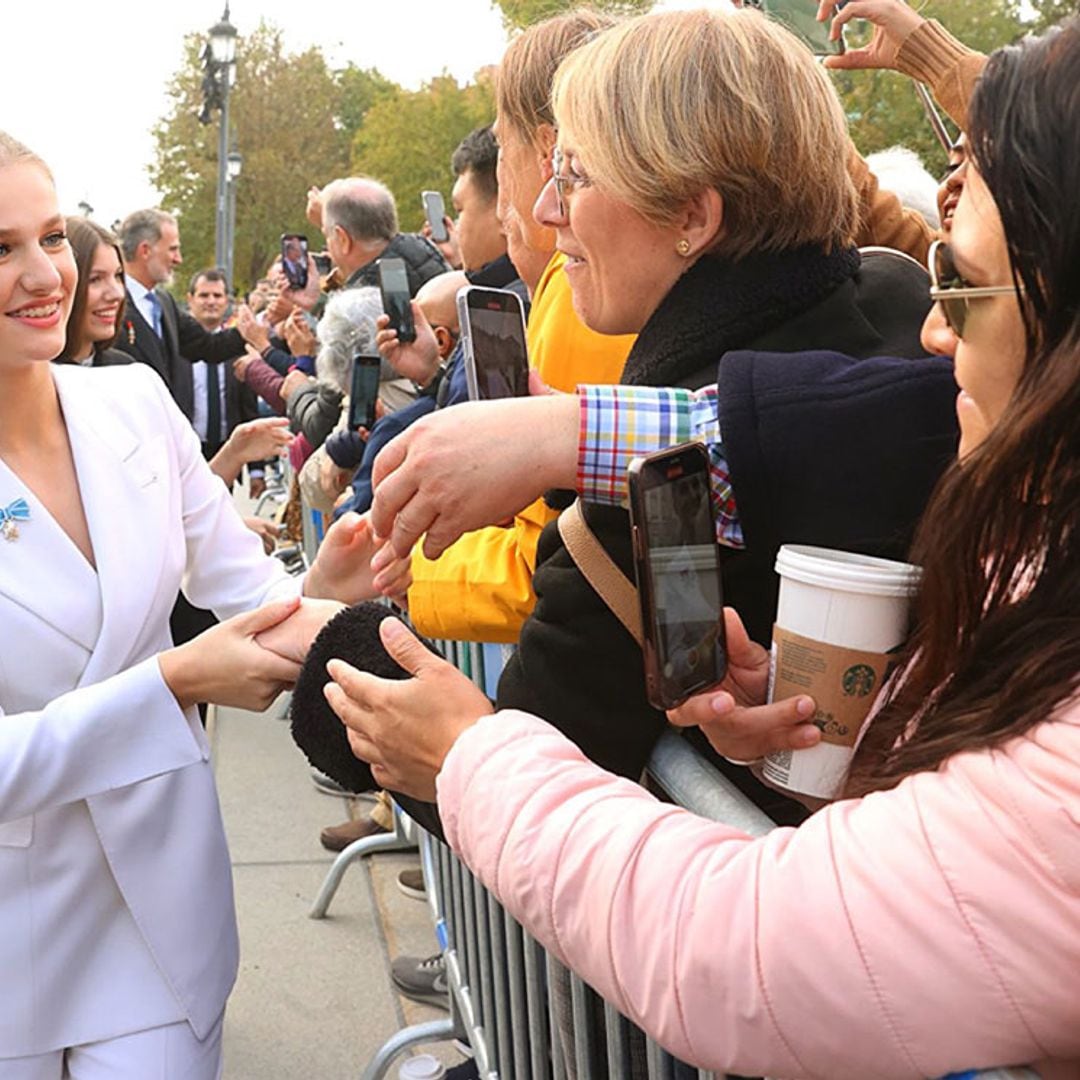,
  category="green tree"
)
[833,0,1056,175]
[492,0,651,31]
[350,74,496,233]
[151,24,399,293]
